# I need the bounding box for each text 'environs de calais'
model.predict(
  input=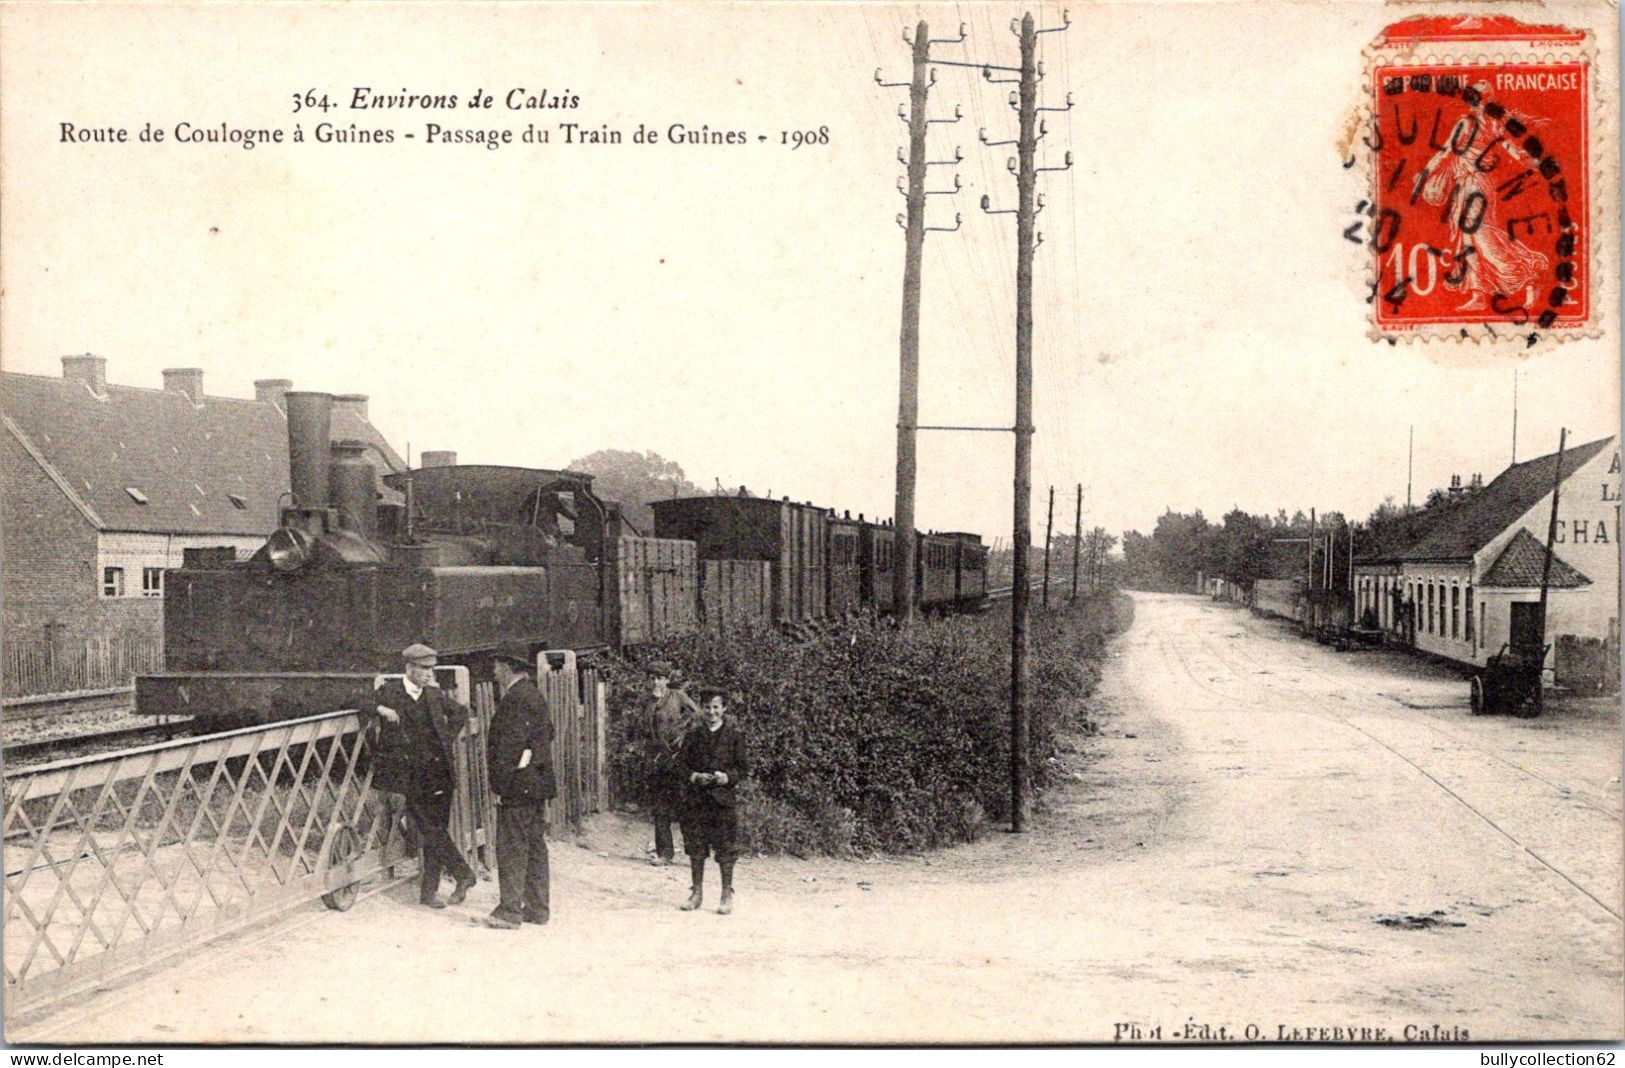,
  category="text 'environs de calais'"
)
[342,87,581,112]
